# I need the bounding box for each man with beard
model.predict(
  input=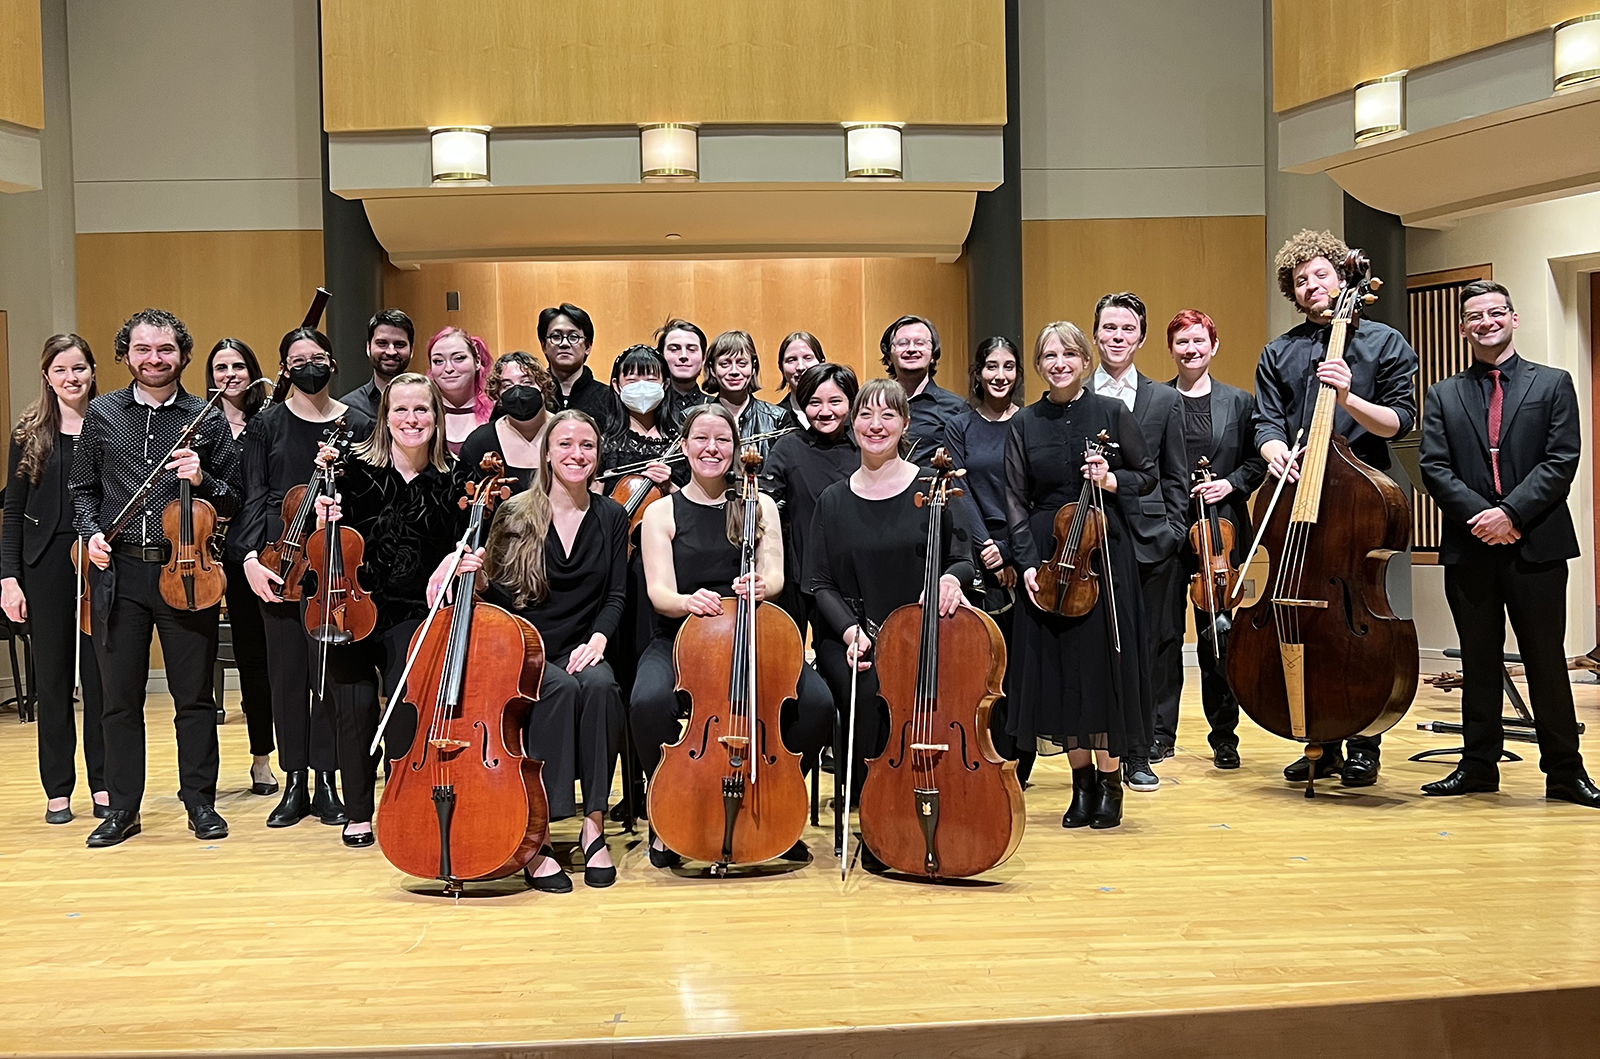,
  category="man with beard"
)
[655,317,712,429]
[71,308,243,847]
[341,309,414,421]
[540,302,619,436]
